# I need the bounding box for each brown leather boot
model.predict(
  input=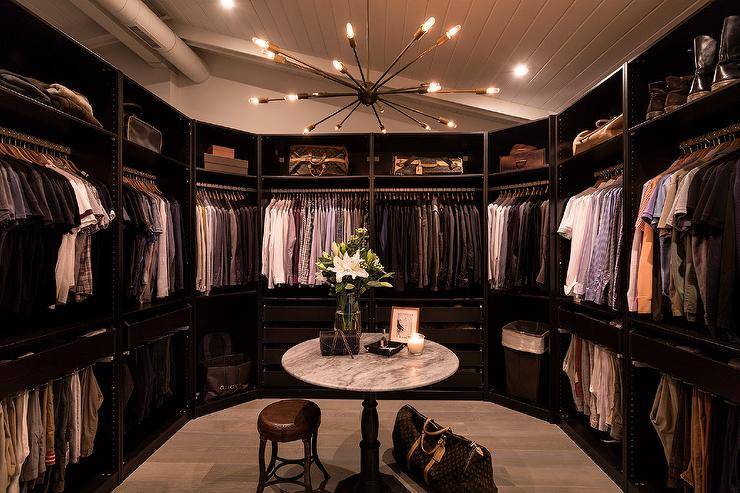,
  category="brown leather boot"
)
[664,75,692,112]
[645,81,667,120]
[712,16,740,90]
[688,35,718,102]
